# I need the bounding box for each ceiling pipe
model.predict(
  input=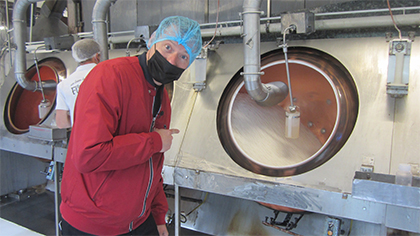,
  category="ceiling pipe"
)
[316,13,420,30]
[92,0,117,61]
[242,0,288,107]
[200,13,420,37]
[13,0,56,91]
